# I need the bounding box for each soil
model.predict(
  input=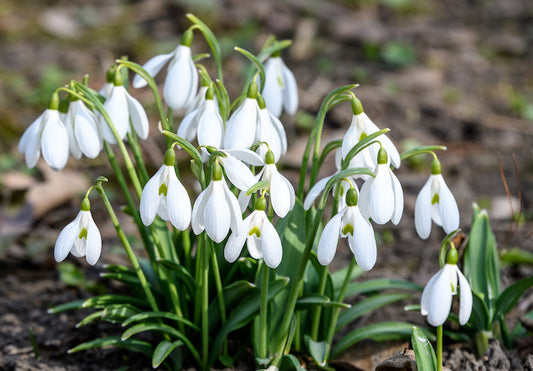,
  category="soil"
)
[1,0,533,370]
